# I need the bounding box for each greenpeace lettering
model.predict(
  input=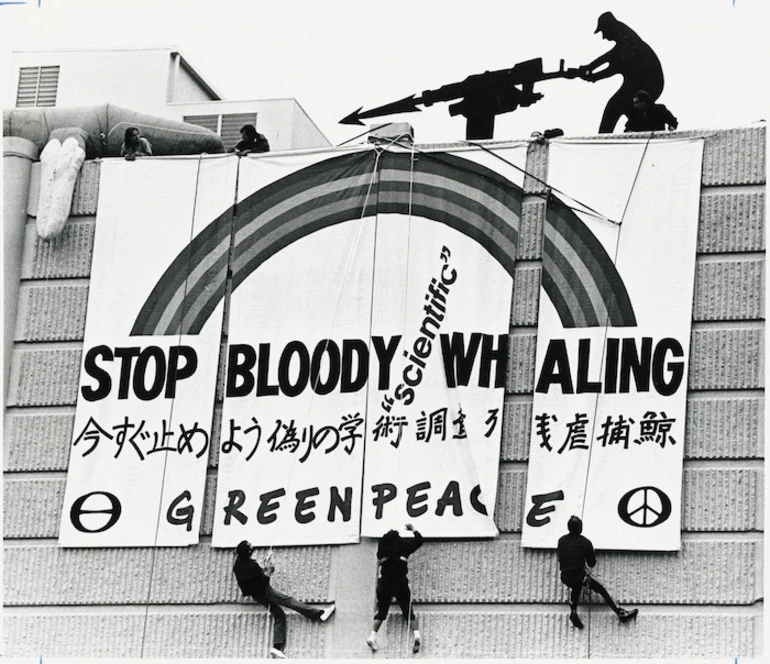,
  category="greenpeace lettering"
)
[221,486,355,526]
[535,336,685,396]
[370,480,488,519]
